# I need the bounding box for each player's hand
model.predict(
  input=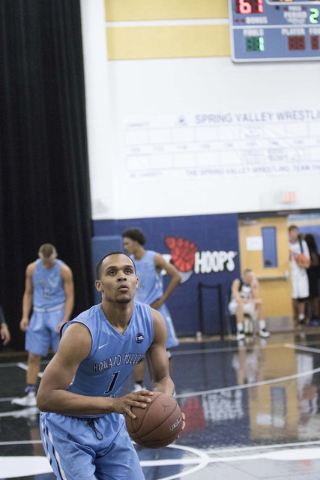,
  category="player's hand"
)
[1,324,11,345]
[20,317,29,332]
[56,320,66,333]
[178,411,186,437]
[113,390,153,418]
[150,297,164,310]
